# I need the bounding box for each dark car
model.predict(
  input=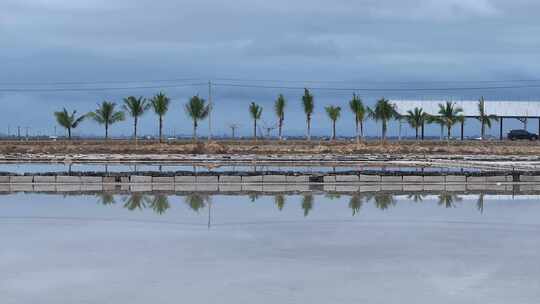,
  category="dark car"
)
[507,129,538,140]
